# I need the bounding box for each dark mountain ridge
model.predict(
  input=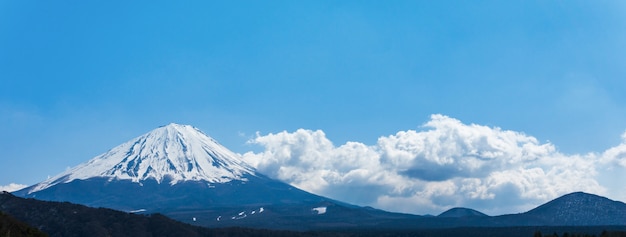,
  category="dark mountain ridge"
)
[3,191,626,237]
[1,191,208,237]
[438,207,488,218]
[0,191,317,237]
[0,209,47,237]
[523,192,626,225]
